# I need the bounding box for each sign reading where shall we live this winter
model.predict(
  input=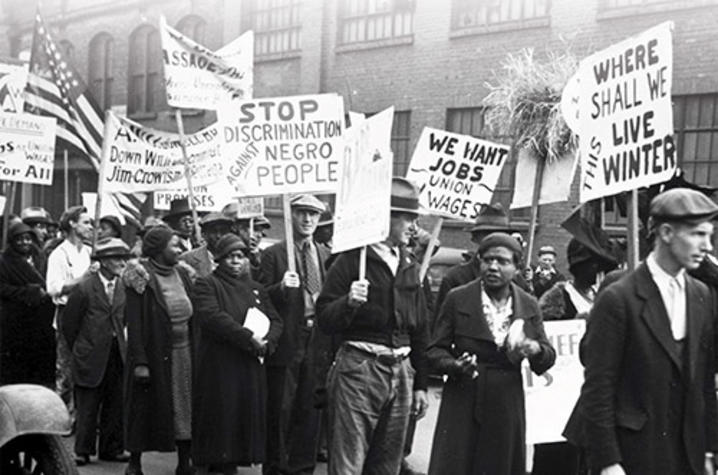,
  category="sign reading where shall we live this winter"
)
[218,93,345,196]
[100,111,224,193]
[0,111,56,185]
[577,21,674,203]
[332,107,394,254]
[405,127,510,221]
[159,16,253,109]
